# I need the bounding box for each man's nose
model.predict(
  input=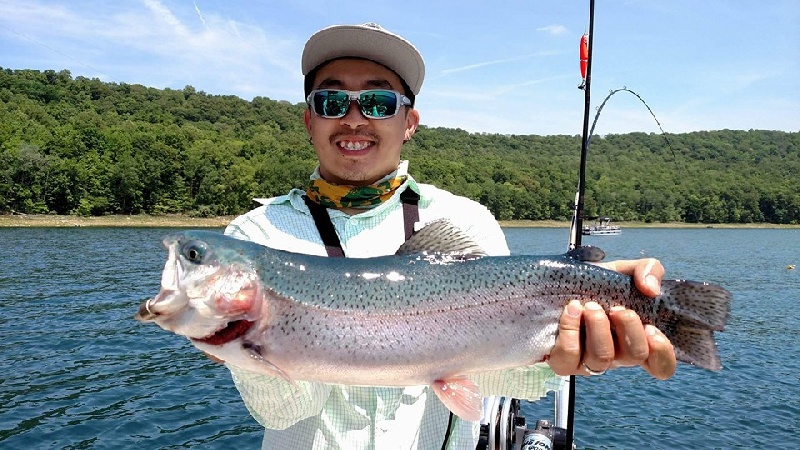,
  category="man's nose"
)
[340,100,368,128]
